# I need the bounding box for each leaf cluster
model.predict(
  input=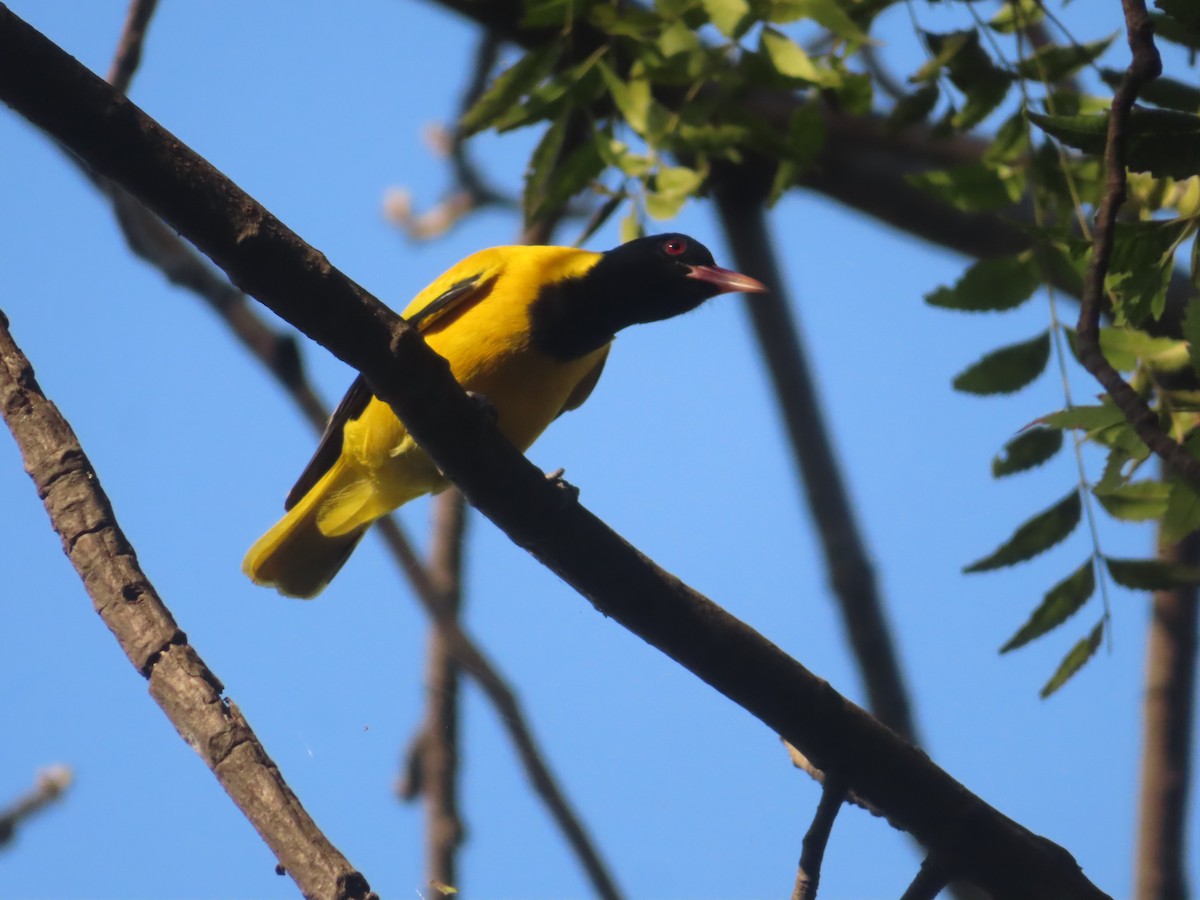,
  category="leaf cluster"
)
[911,0,1200,695]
